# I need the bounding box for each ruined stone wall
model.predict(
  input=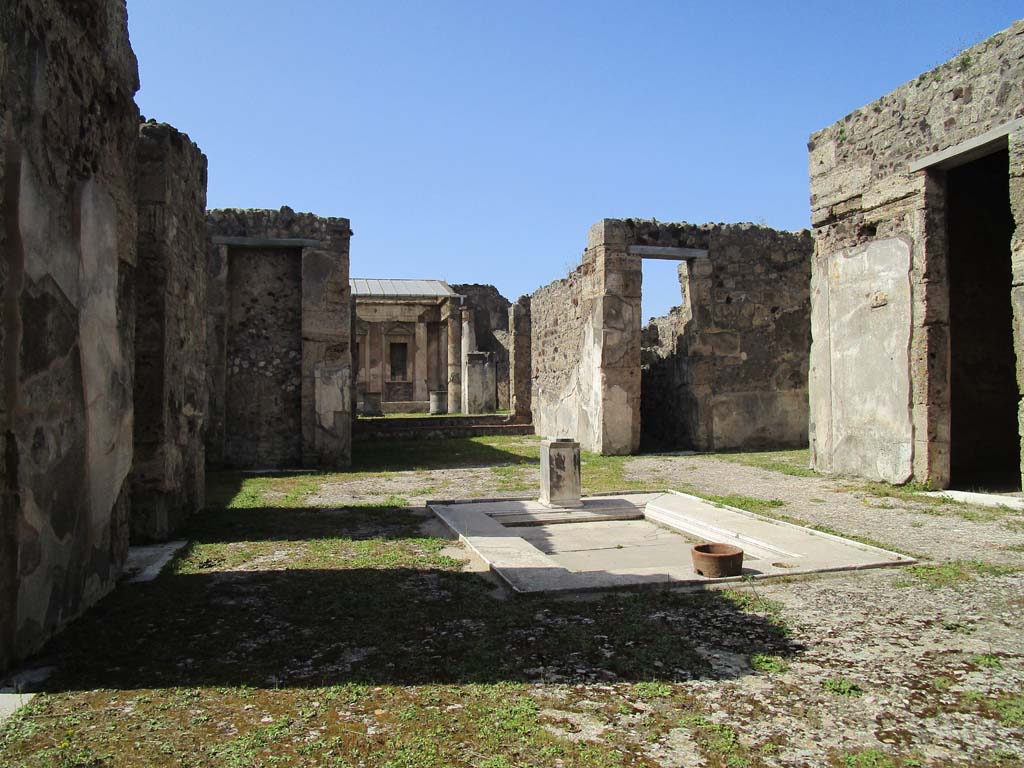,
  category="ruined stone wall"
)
[131,122,208,542]
[530,260,601,449]
[530,221,644,455]
[508,296,532,423]
[0,0,140,671]
[636,222,812,452]
[206,208,353,469]
[808,19,1024,485]
[532,219,809,456]
[452,284,511,409]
